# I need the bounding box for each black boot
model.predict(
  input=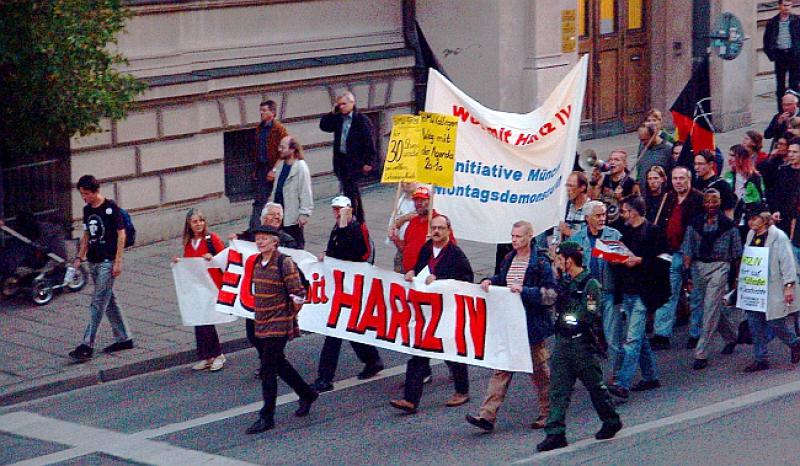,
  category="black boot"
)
[536,434,568,452]
[595,422,622,440]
